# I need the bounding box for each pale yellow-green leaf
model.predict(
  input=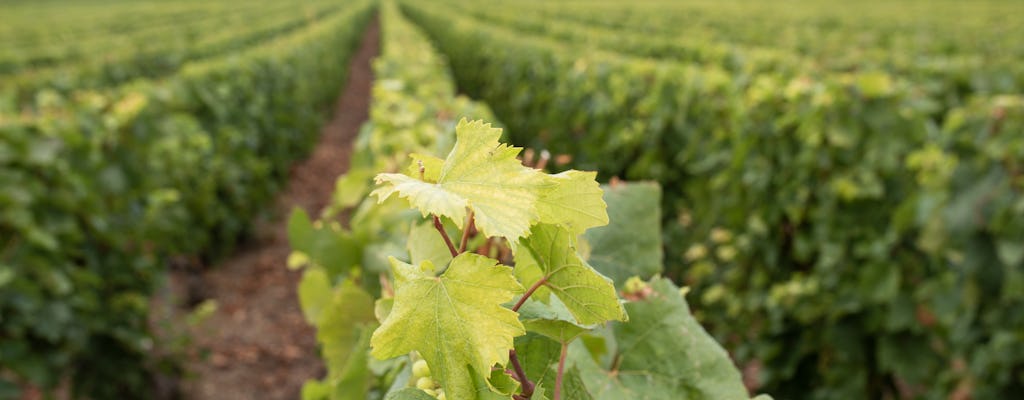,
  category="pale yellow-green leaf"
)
[407,220,453,269]
[535,170,608,235]
[316,280,377,379]
[370,253,525,399]
[372,119,548,241]
[404,153,444,183]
